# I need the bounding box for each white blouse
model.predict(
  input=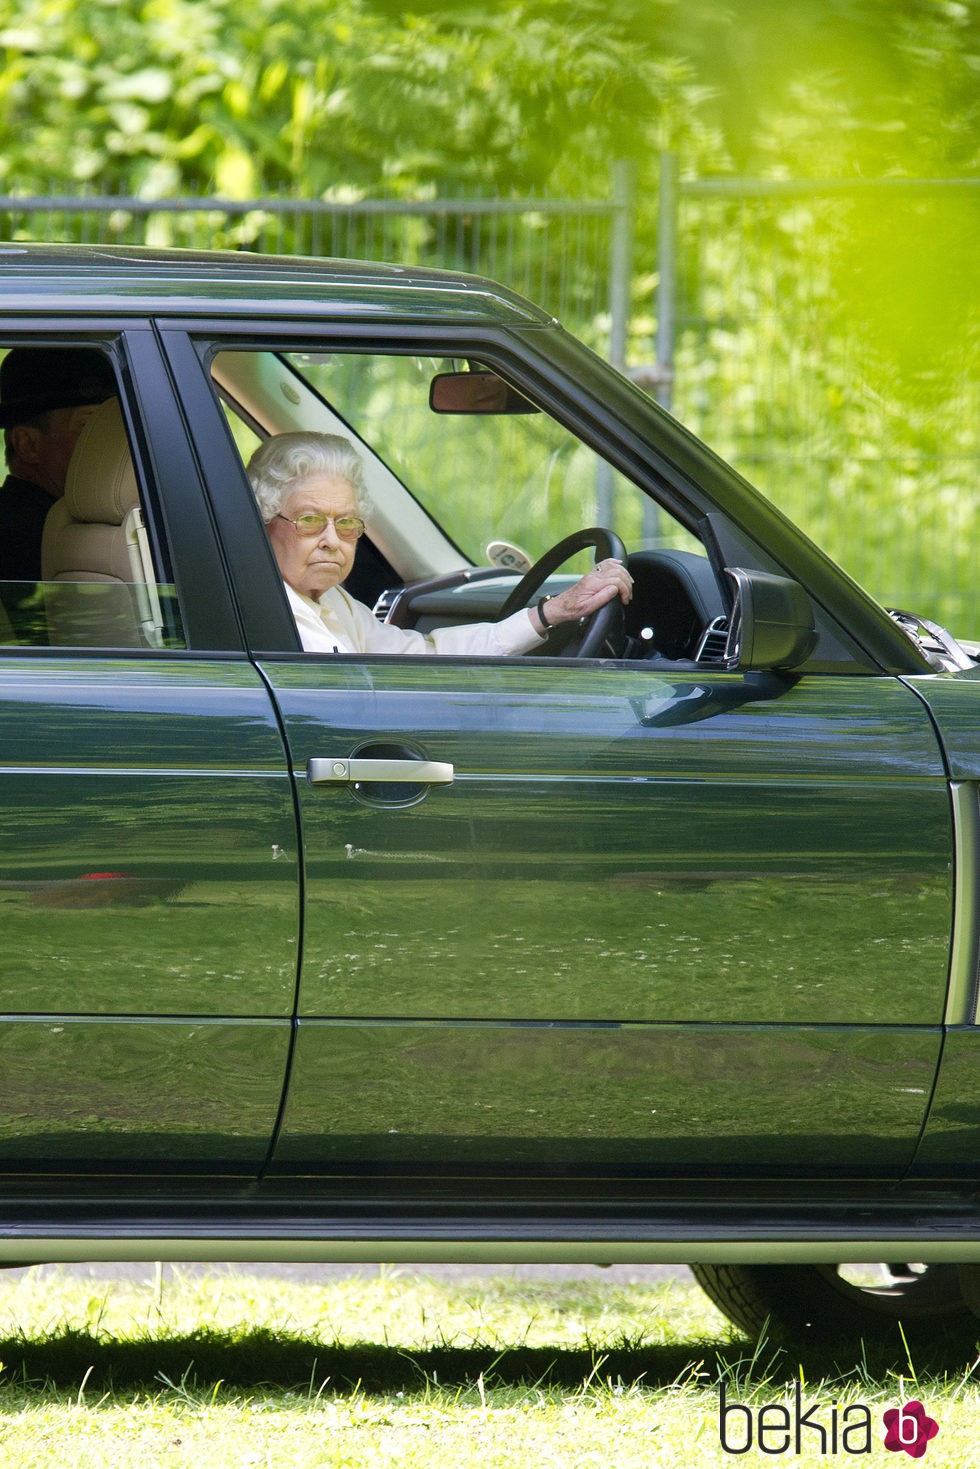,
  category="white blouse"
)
[284,582,545,657]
